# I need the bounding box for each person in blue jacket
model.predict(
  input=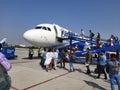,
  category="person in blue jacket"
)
[96,51,107,79]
